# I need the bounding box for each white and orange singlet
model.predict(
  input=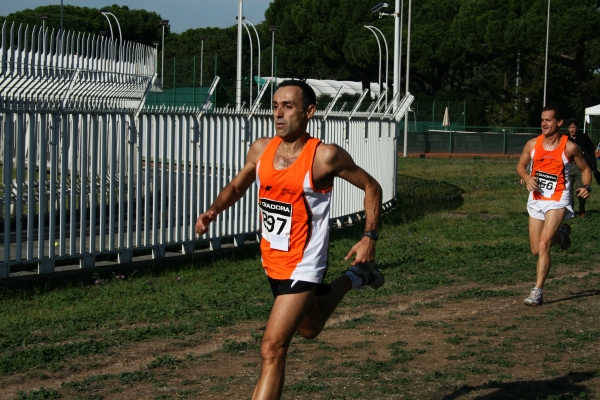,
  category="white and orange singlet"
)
[527,134,573,220]
[255,136,332,283]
